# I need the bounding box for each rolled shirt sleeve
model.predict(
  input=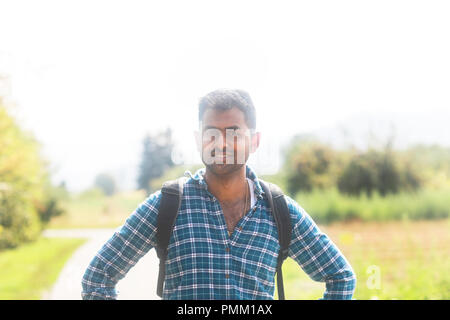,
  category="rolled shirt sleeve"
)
[81,190,161,300]
[285,195,357,300]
